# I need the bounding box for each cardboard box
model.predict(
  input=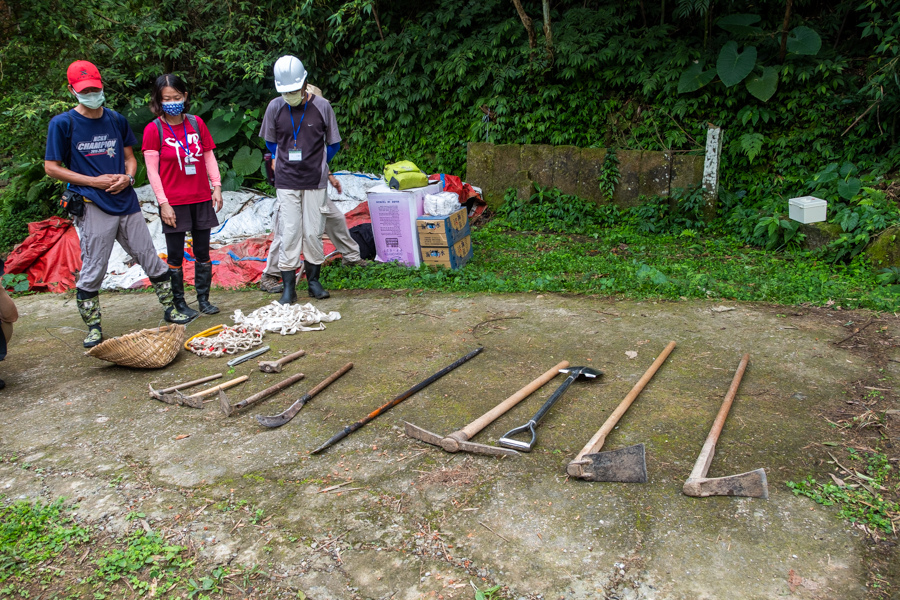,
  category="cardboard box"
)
[420,235,473,270]
[417,208,470,247]
[367,182,442,267]
[789,196,827,224]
